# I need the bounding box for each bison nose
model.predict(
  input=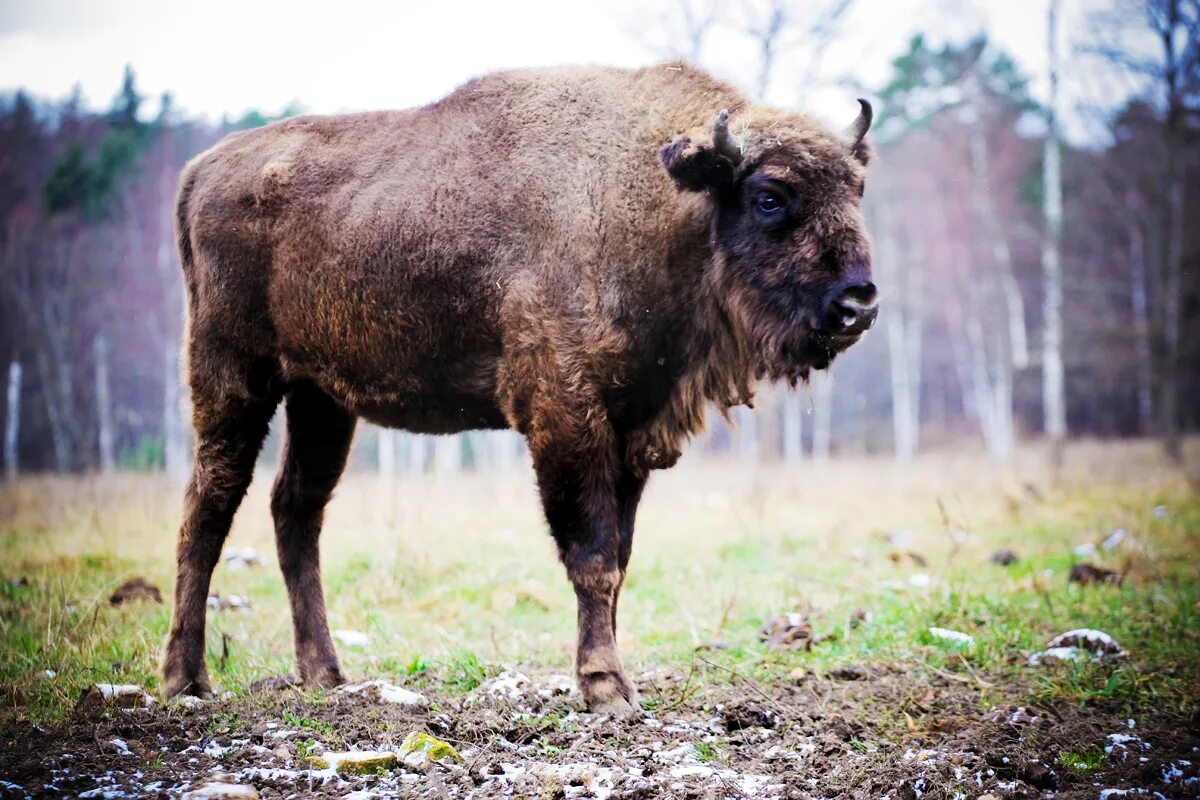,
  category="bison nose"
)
[825,281,878,336]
